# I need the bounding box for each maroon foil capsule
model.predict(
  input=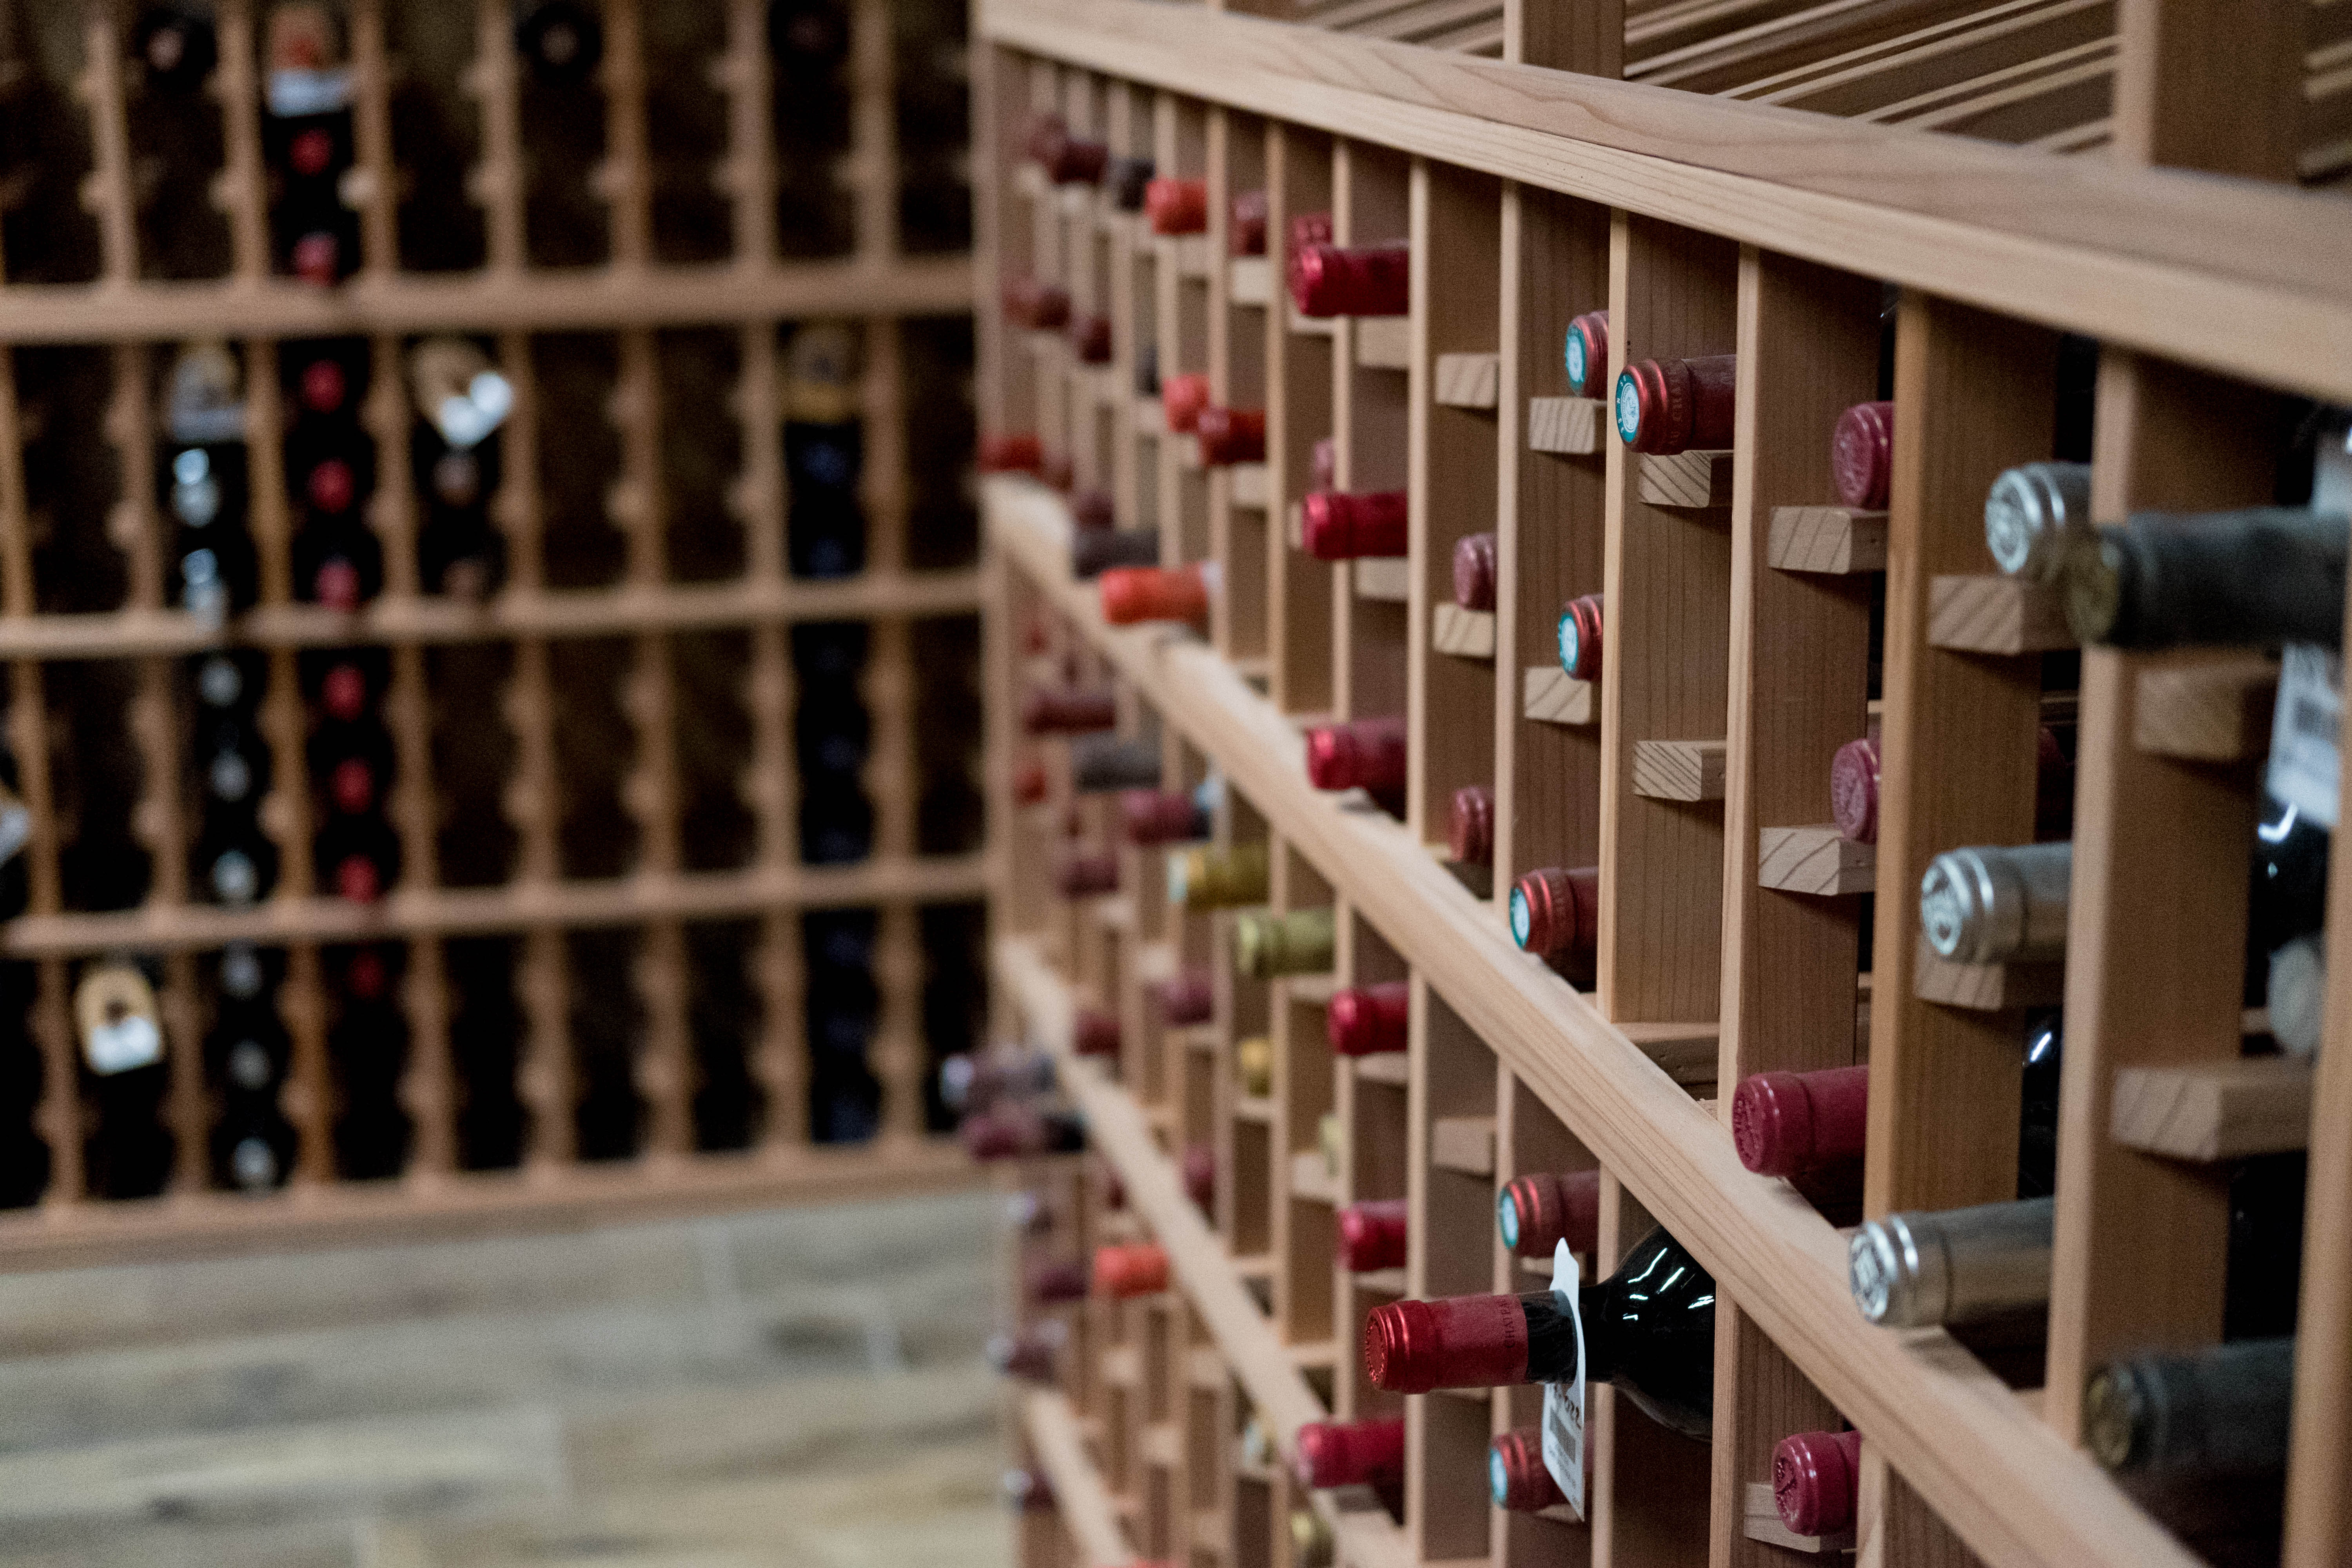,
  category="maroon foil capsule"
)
[1617,353,1737,456]
[1287,211,1334,256]
[1023,112,1069,165]
[1490,1428,1568,1513]
[1056,851,1119,898]
[1230,189,1269,256]
[1022,685,1118,736]
[1046,135,1108,186]
[1311,436,1337,492]
[1775,1428,1863,1538]
[1196,407,1267,466]
[1510,866,1599,963]
[979,434,1045,475]
[1564,310,1610,397]
[1731,1065,1870,1178]
[1448,784,1494,868]
[1294,1417,1406,1490]
[1499,1171,1601,1258]
[1070,488,1116,532]
[1073,1007,1121,1057]
[1288,242,1410,319]
[1072,312,1113,365]
[1305,716,1408,795]
[1831,400,1895,511]
[1156,969,1216,1025]
[1002,277,1072,331]
[989,1321,1067,1383]
[1337,1198,1409,1272]
[1145,176,1209,236]
[1364,1294,1529,1394]
[1452,532,1497,611]
[1301,490,1408,561]
[1182,1141,1216,1209]
[1122,790,1207,846]
[1830,734,1881,844]
[1328,982,1410,1056]
[1014,759,1049,806]
[1028,1258,1091,1303]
